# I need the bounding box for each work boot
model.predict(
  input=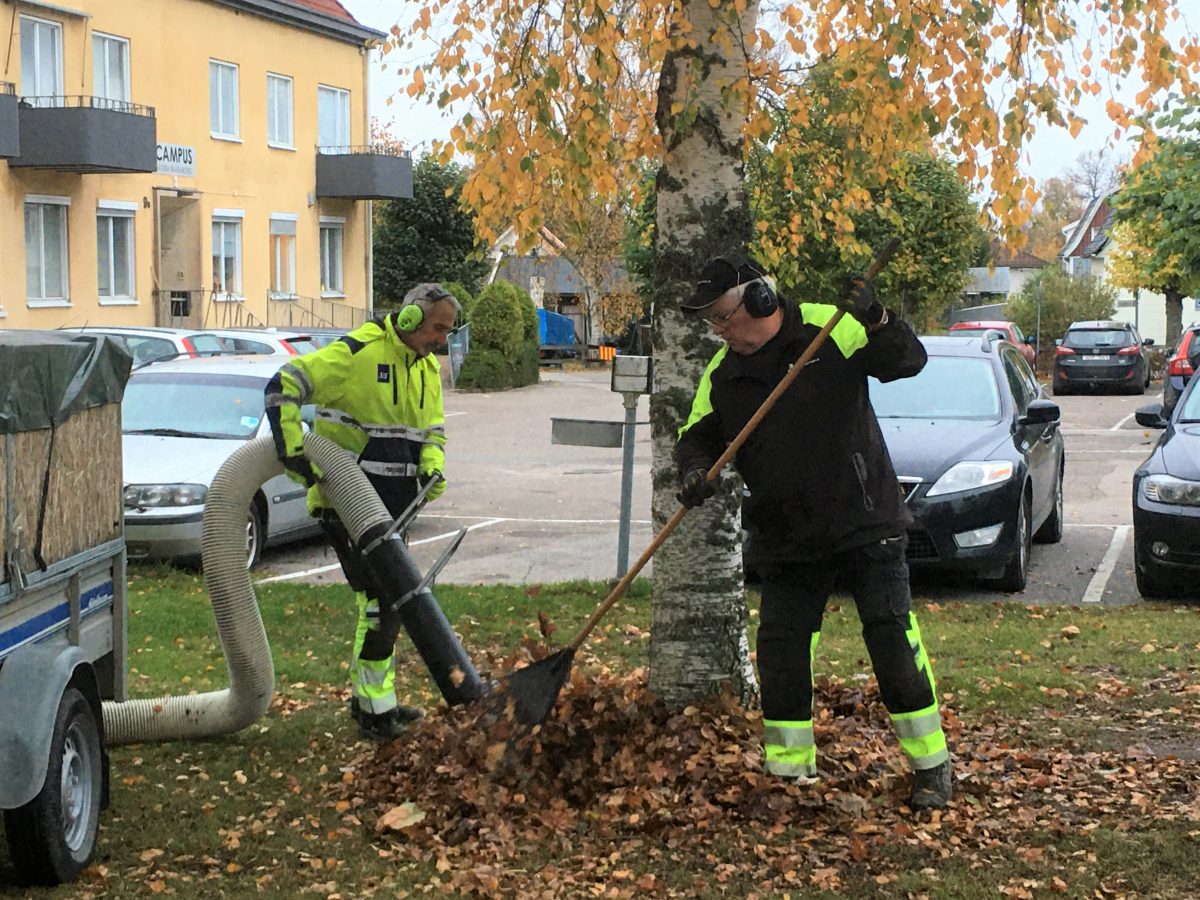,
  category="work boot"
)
[349,697,423,730]
[355,707,425,741]
[910,760,953,810]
